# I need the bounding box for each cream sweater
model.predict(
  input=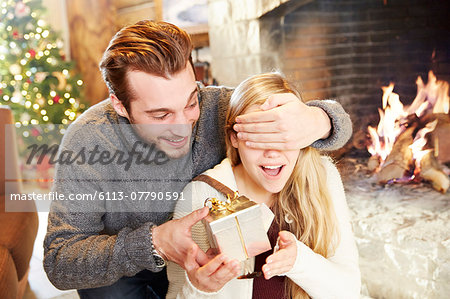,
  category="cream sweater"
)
[167,158,360,299]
